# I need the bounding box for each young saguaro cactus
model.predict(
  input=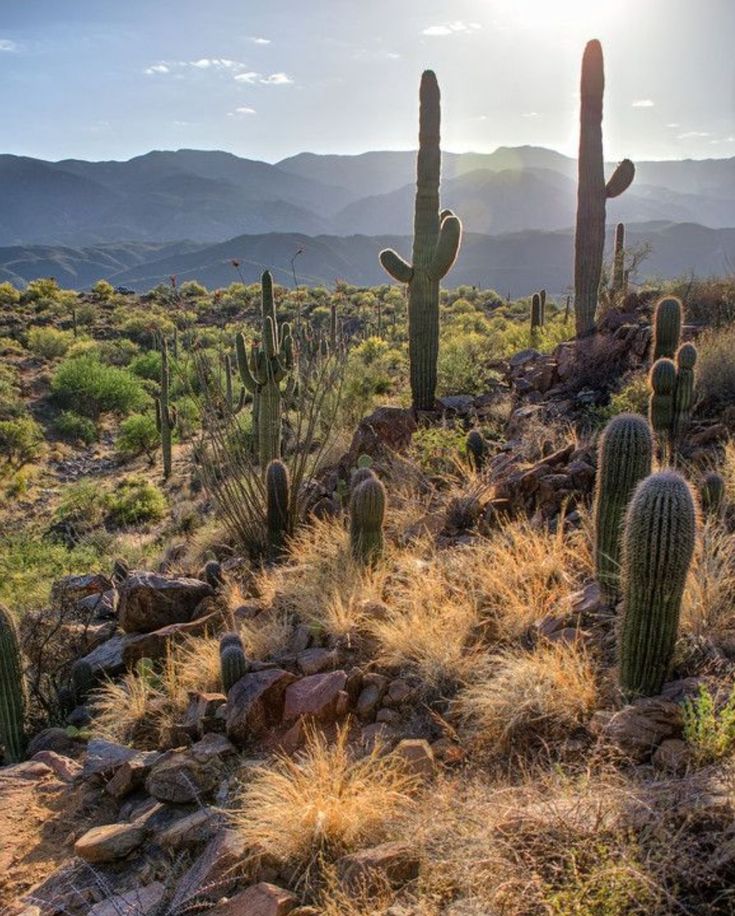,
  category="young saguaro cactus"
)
[531,293,543,336]
[350,475,387,565]
[652,296,683,361]
[155,337,176,480]
[236,271,294,467]
[618,471,696,698]
[611,222,625,295]
[573,40,635,338]
[378,71,462,410]
[466,429,486,472]
[539,289,547,326]
[700,471,725,517]
[649,358,676,447]
[593,414,653,599]
[219,633,249,693]
[672,342,697,439]
[0,604,26,763]
[266,459,290,557]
